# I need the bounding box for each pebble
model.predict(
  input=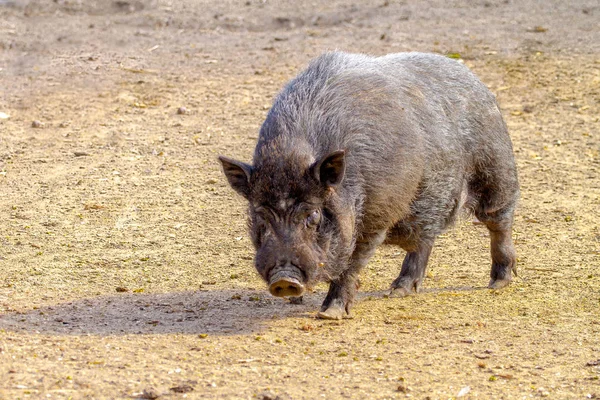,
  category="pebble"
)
[457,386,471,397]
[170,385,193,393]
[139,388,160,399]
[31,120,44,128]
[538,387,550,397]
[177,106,187,115]
[258,391,280,400]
